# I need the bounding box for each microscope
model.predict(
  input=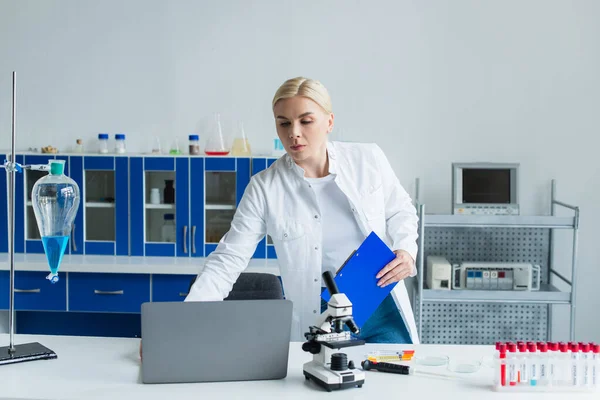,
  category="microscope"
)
[302,271,365,392]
